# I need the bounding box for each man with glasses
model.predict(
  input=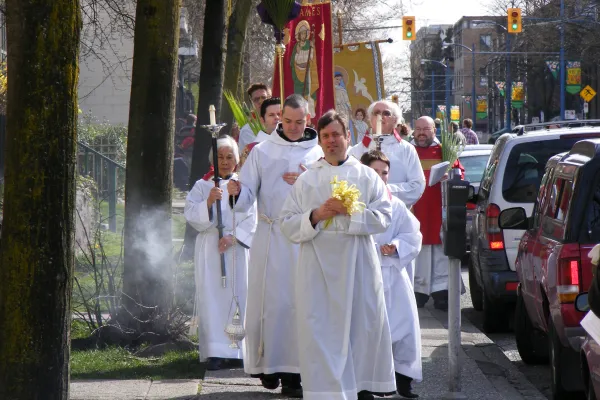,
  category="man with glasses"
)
[348,100,425,207]
[238,83,271,153]
[411,116,464,311]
